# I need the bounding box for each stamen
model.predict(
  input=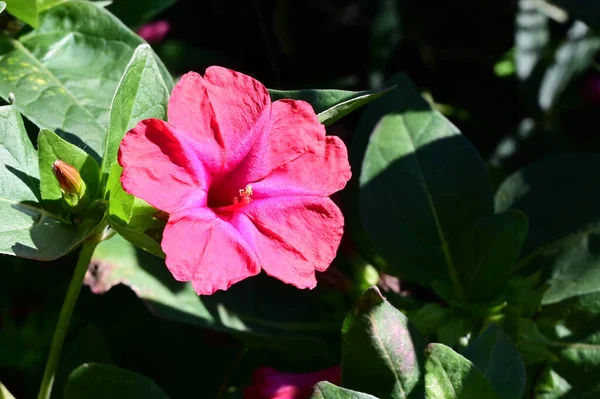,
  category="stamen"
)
[232,184,253,205]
